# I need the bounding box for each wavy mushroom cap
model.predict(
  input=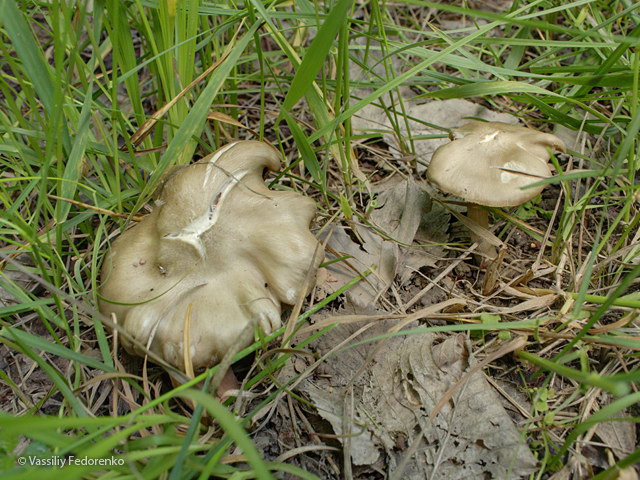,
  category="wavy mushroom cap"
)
[99,141,323,370]
[427,121,565,207]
